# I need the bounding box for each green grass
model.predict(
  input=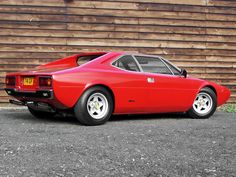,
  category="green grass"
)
[219,104,236,113]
